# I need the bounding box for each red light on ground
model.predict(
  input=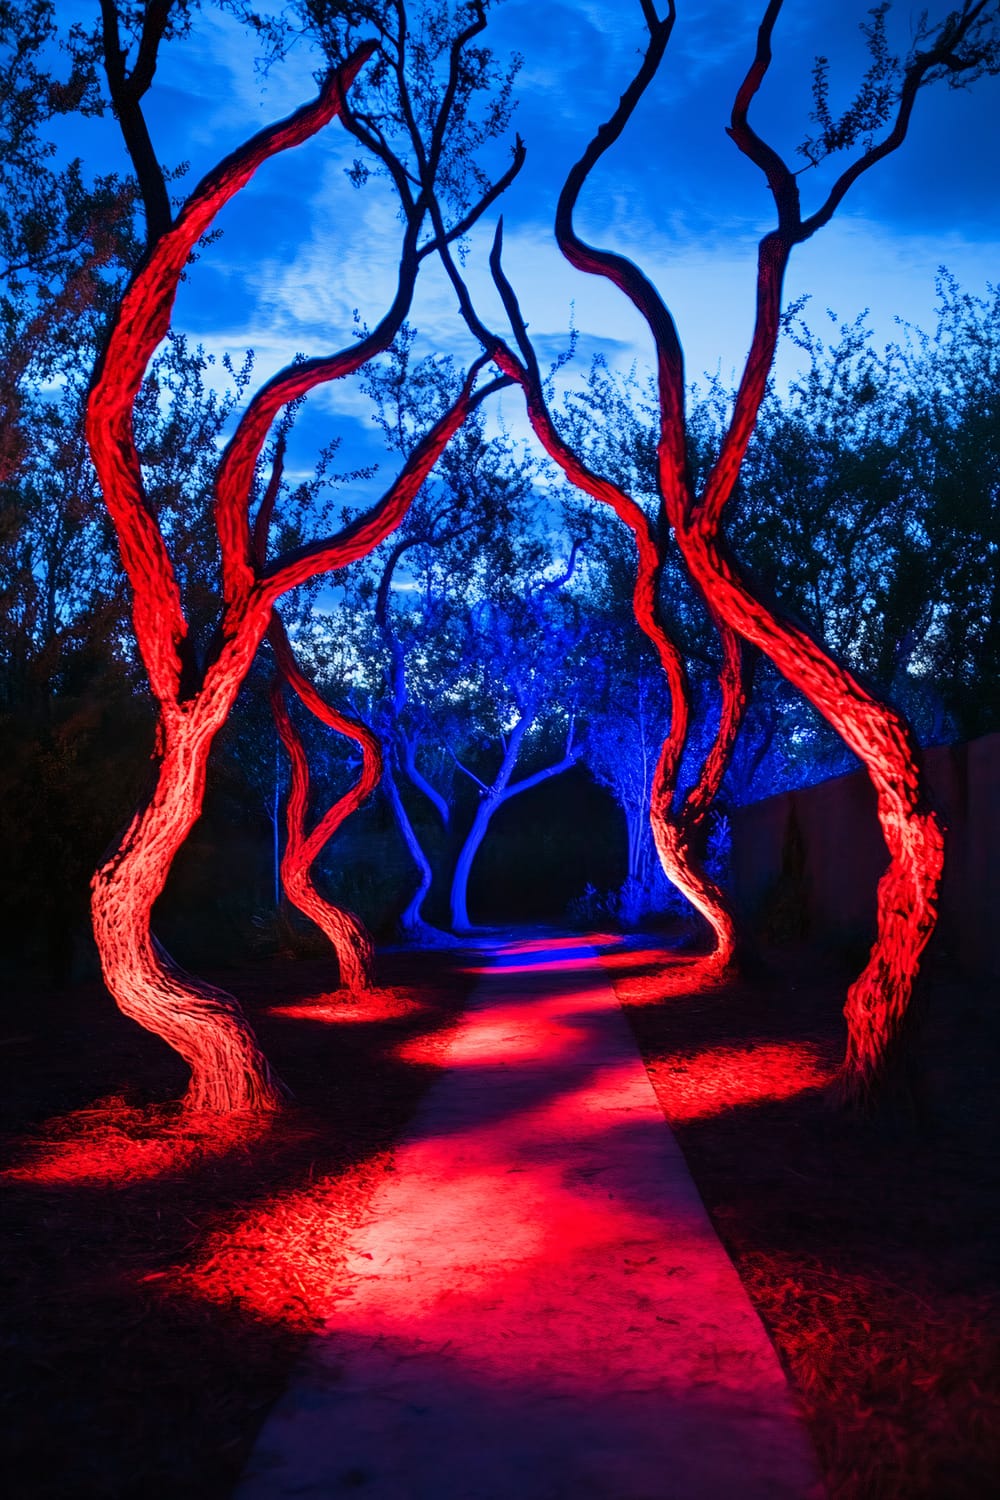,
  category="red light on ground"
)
[395,999,583,1068]
[599,947,679,973]
[174,1153,392,1330]
[499,933,622,955]
[608,953,727,1003]
[267,991,426,1025]
[460,955,602,976]
[2,1099,271,1187]
[647,1042,832,1122]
